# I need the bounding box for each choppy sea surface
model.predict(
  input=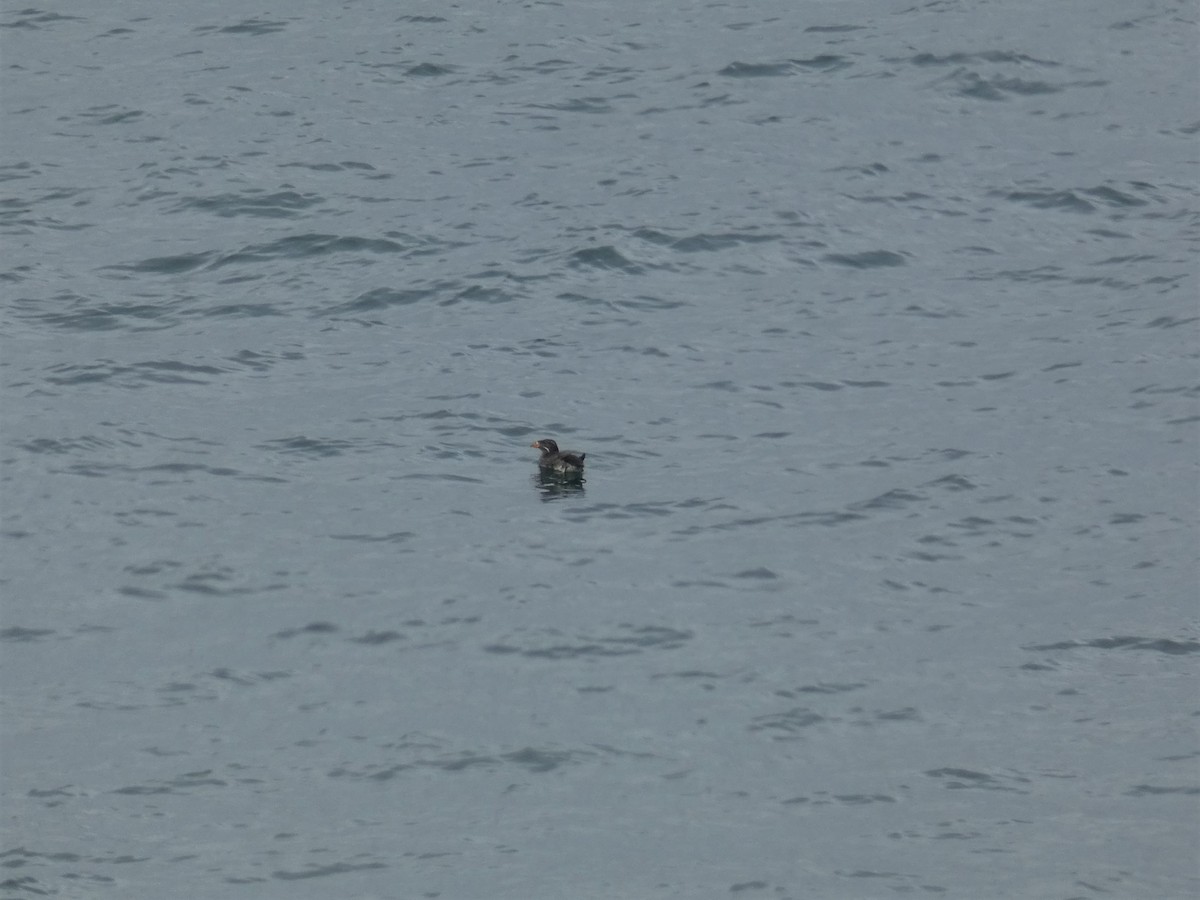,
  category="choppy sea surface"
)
[2,1,1198,897]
